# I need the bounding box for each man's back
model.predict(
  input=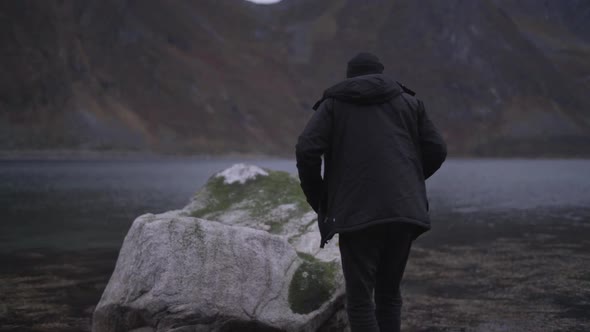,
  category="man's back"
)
[296,73,446,248]
[295,52,446,332]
